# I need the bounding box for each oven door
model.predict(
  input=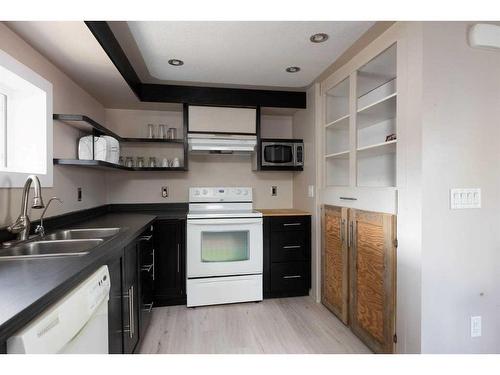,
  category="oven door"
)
[187,218,263,278]
[261,143,295,166]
